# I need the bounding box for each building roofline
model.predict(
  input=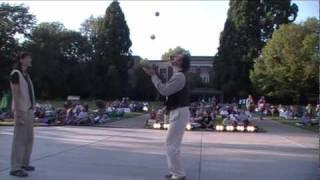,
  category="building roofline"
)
[191,56,215,58]
[149,56,215,62]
